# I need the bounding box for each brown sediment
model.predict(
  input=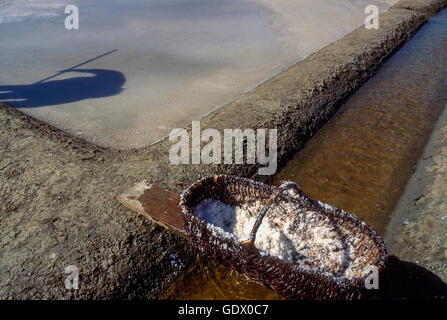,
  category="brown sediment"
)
[1,0,446,299]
